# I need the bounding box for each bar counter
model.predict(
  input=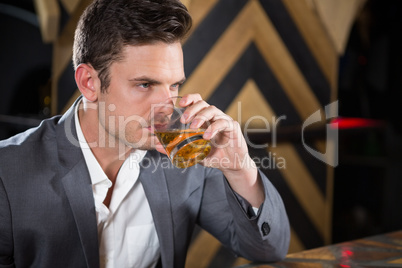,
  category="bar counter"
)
[239,230,402,267]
